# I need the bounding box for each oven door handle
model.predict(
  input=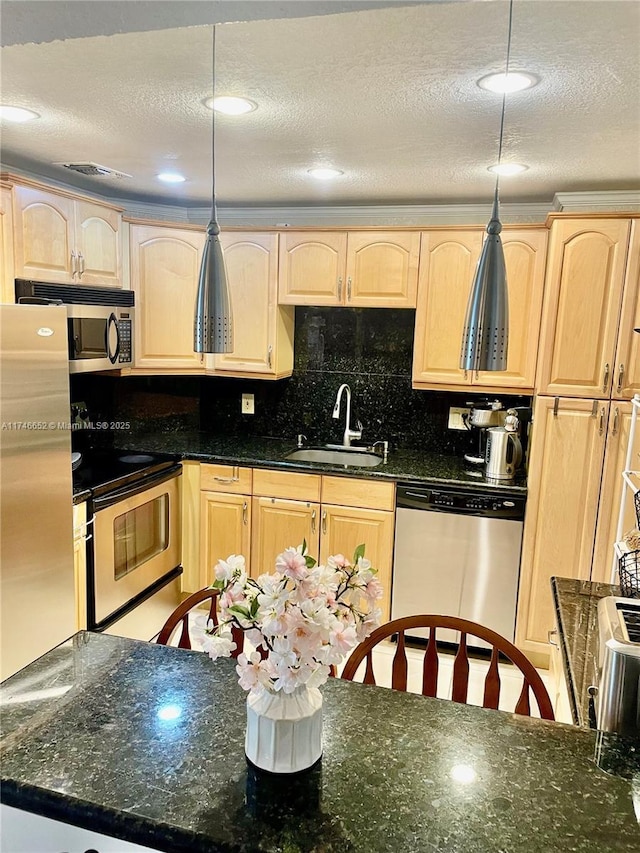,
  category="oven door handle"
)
[105,312,120,365]
[92,464,181,510]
